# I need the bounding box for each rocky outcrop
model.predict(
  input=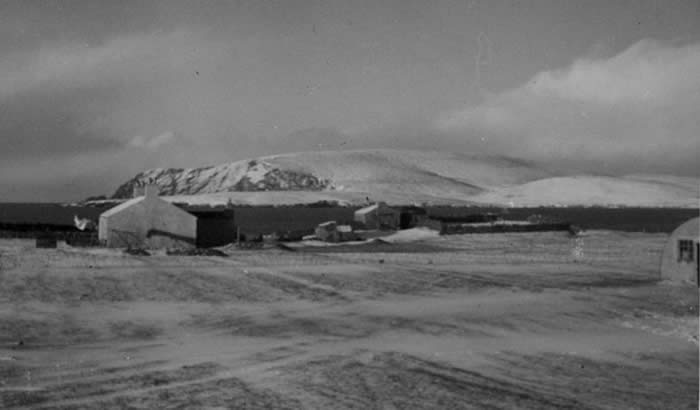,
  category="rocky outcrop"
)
[111,160,331,199]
